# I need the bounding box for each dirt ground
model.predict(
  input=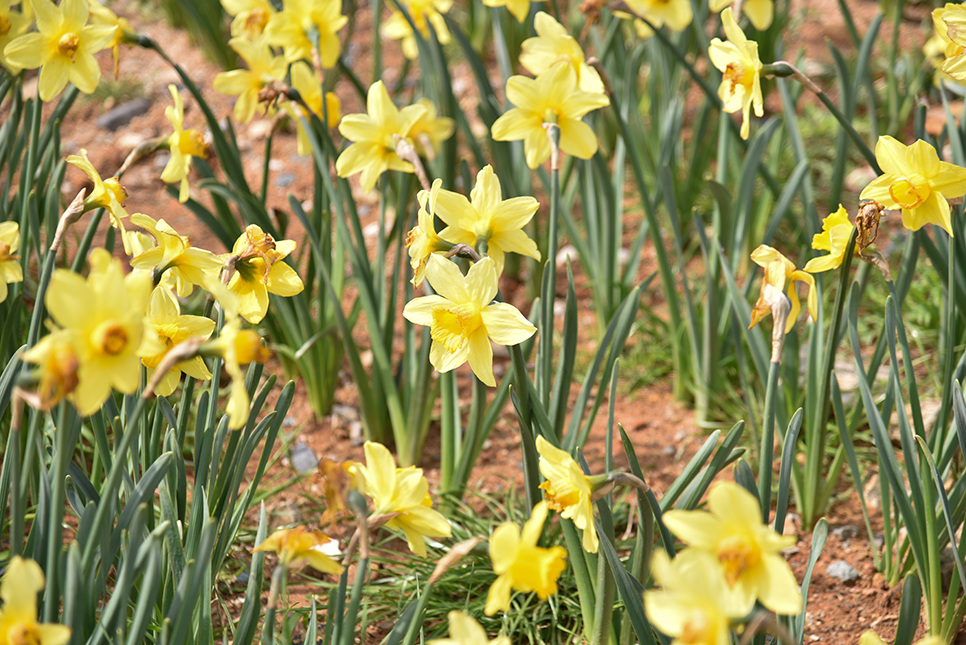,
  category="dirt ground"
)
[7,0,961,642]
